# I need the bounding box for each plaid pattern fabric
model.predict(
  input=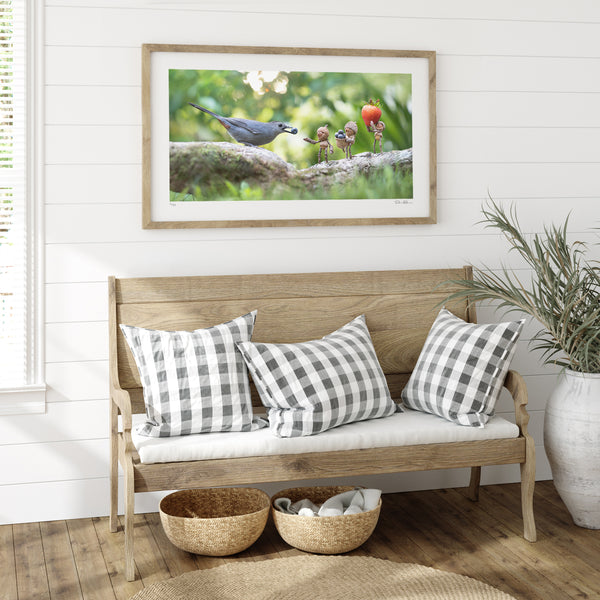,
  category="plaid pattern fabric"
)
[120,311,257,437]
[237,315,397,438]
[401,308,524,427]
